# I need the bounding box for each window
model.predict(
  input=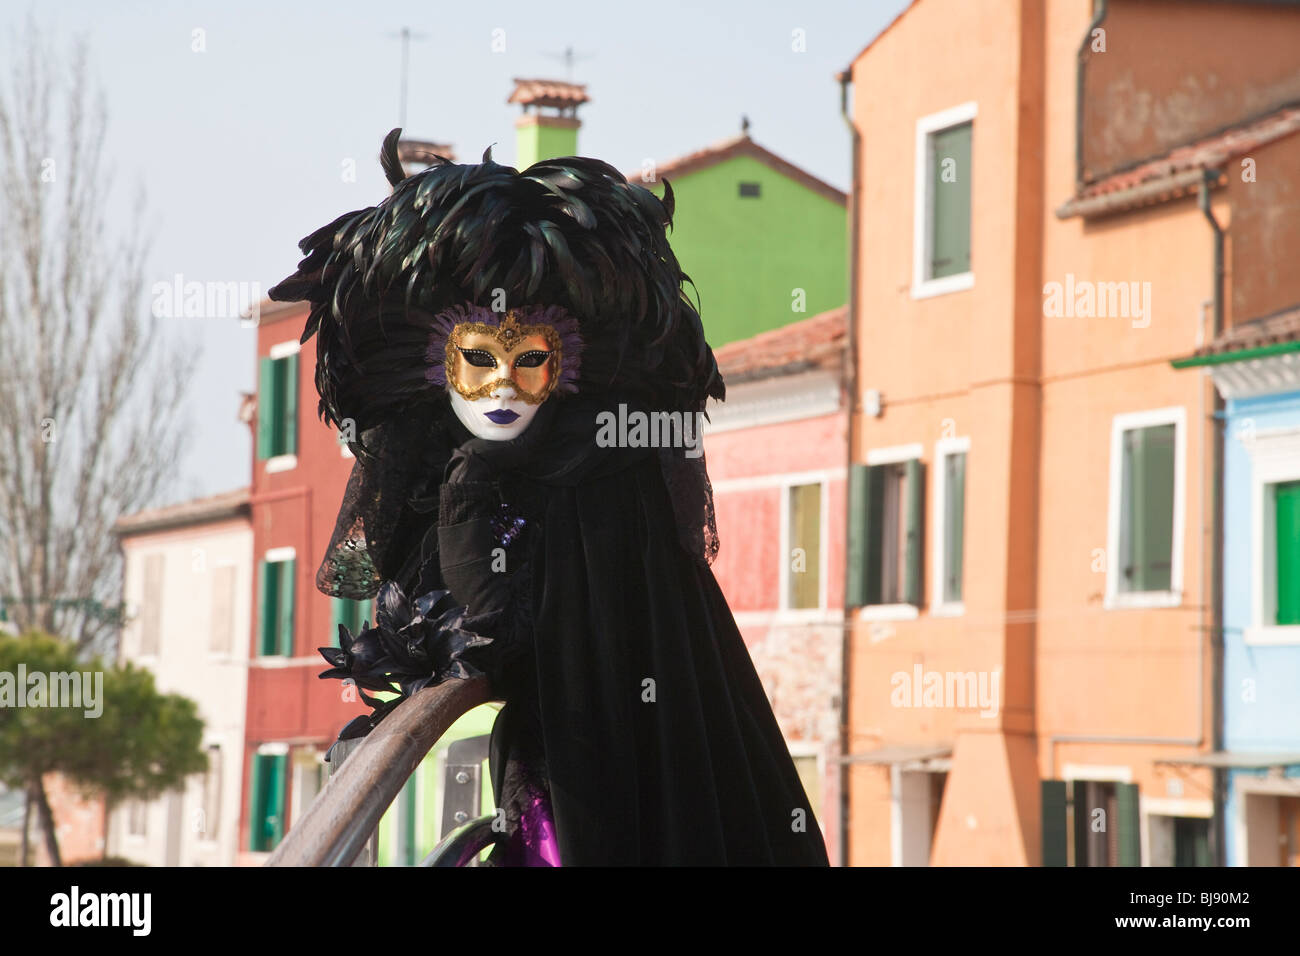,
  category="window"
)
[1271,479,1300,625]
[258,554,295,657]
[248,751,288,852]
[1247,427,1300,644]
[848,447,924,614]
[126,799,148,838]
[210,565,236,654]
[738,181,761,198]
[785,483,822,610]
[290,750,327,829]
[791,753,821,825]
[932,438,968,612]
[139,553,164,656]
[256,351,298,460]
[1040,779,1140,866]
[1107,409,1184,608]
[199,744,222,841]
[913,102,975,299]
[330,596,374,647]
[1172,816,1211,867]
